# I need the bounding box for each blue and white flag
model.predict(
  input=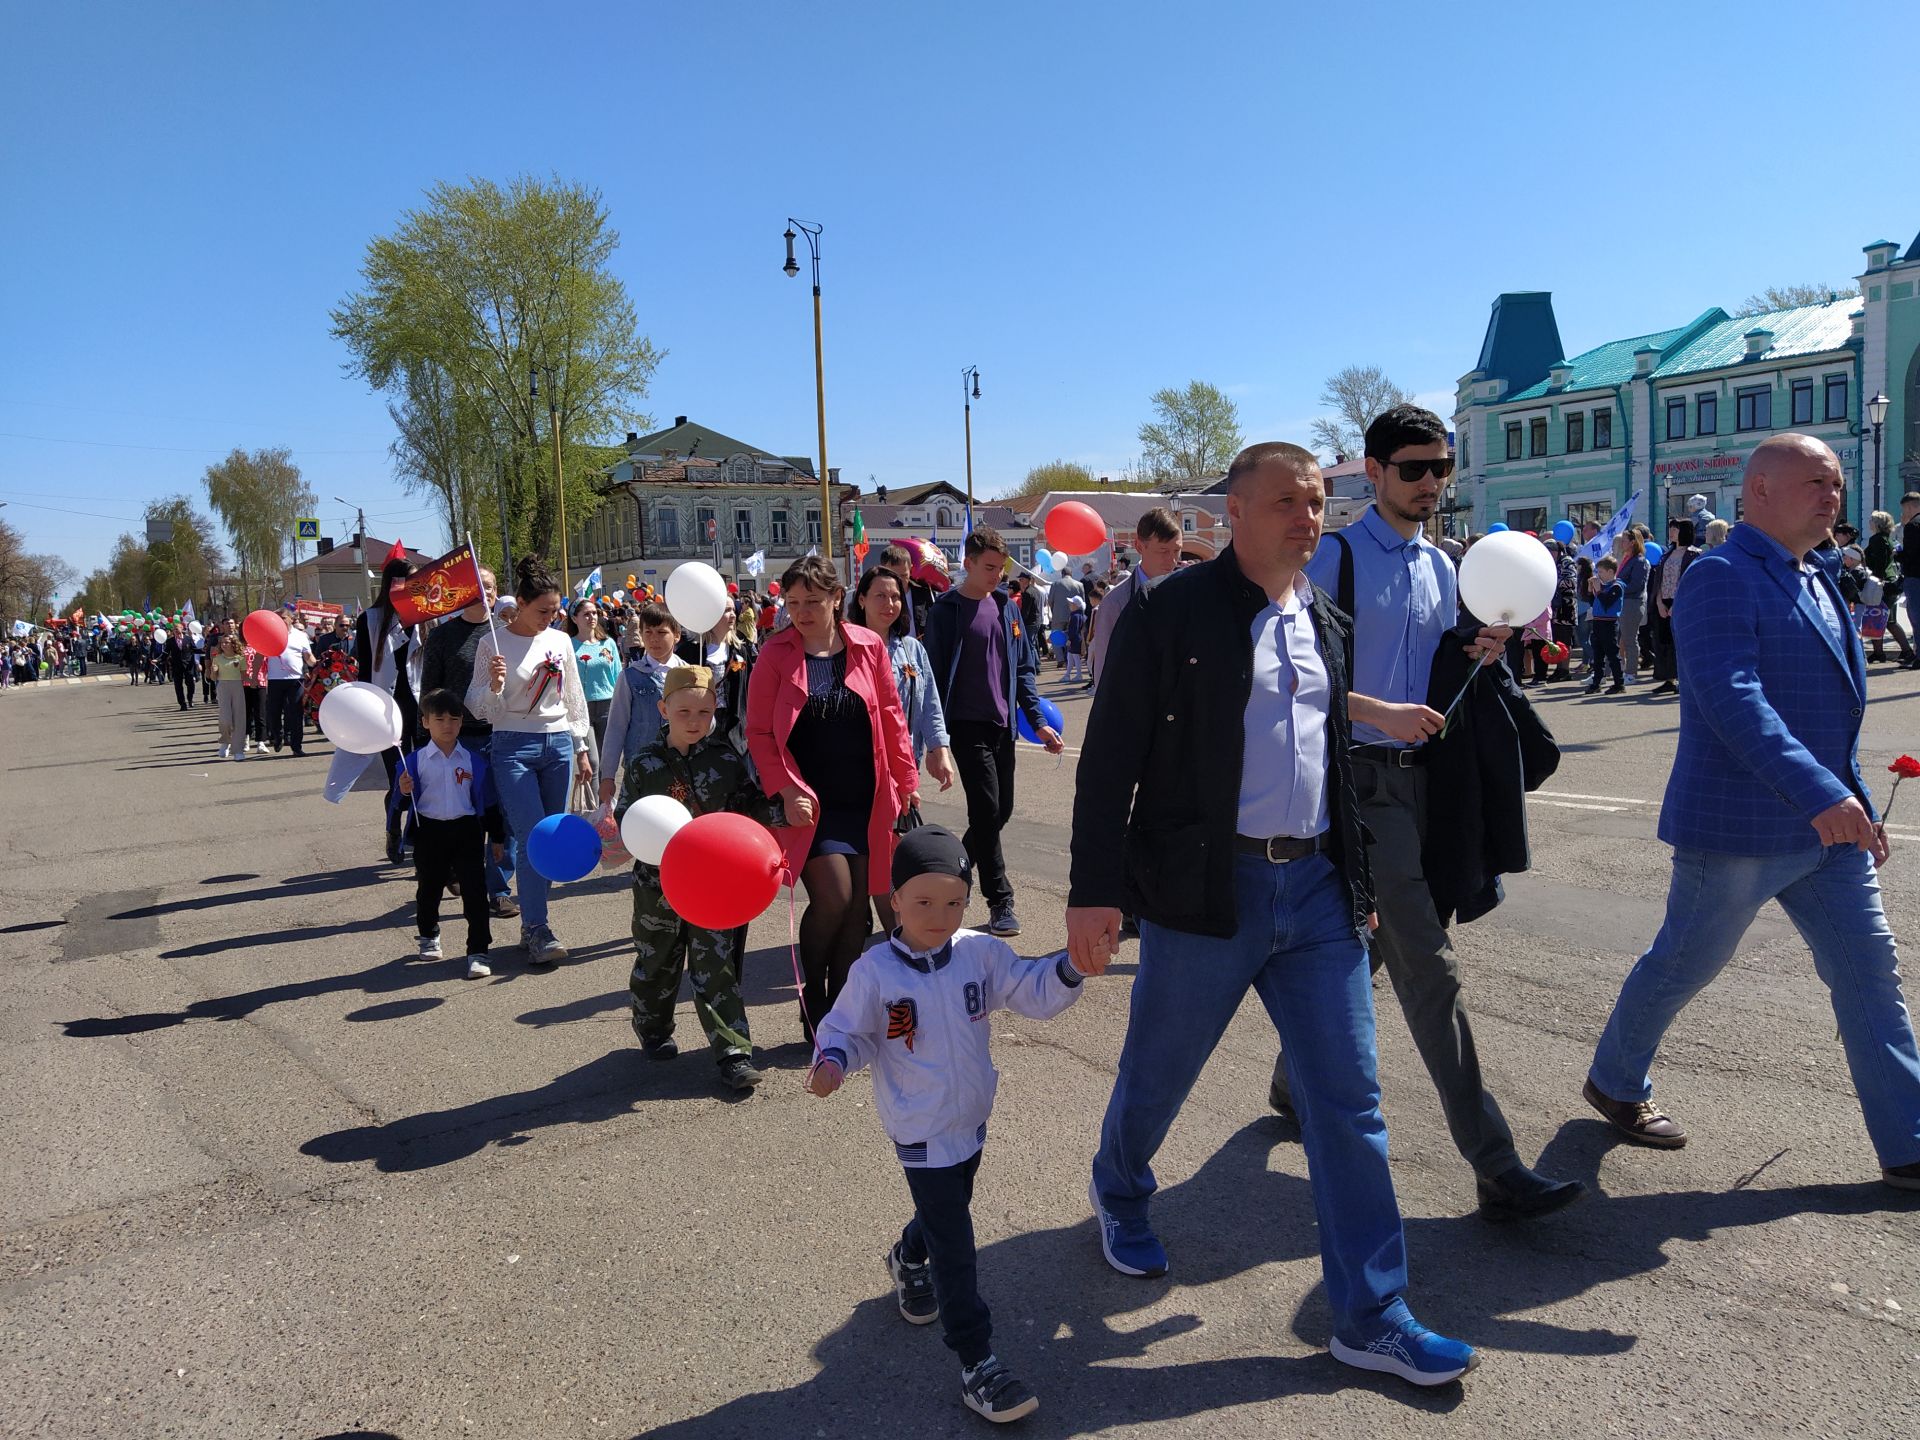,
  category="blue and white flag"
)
[1578,491,1642,562]
[574,566,602,598]
[743,549,766,577]
[181,599,196,622]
